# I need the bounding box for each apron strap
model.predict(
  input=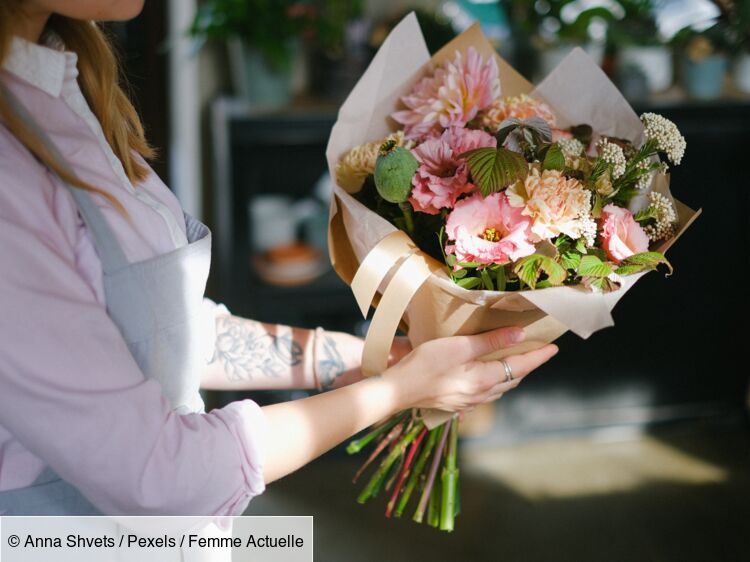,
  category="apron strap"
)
[0,81,130,273]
